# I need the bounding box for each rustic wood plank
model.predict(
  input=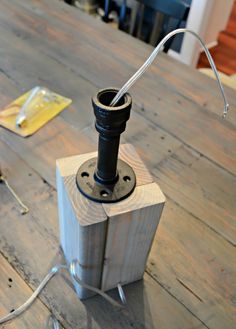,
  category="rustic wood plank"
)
[56,150,108,299]
[0,115,94,188]
[152,145,236,246]
[0,73,94,188]
[0,140,205,328]
[147,199,236,329]
[0,253,57,329]
[102,182,165,291]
